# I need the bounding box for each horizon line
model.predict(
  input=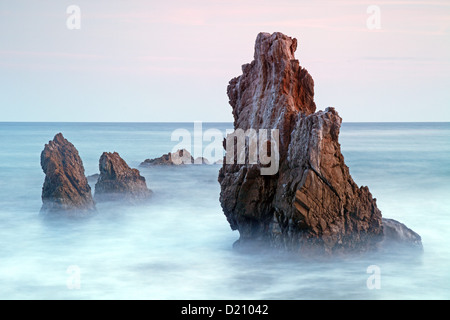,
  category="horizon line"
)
[1,121,450,124]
